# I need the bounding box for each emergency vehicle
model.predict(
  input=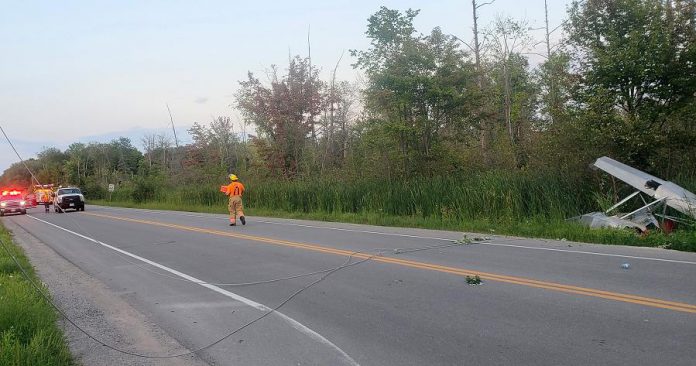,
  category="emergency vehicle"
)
[34,184,55,212]
[0,189,27,216]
